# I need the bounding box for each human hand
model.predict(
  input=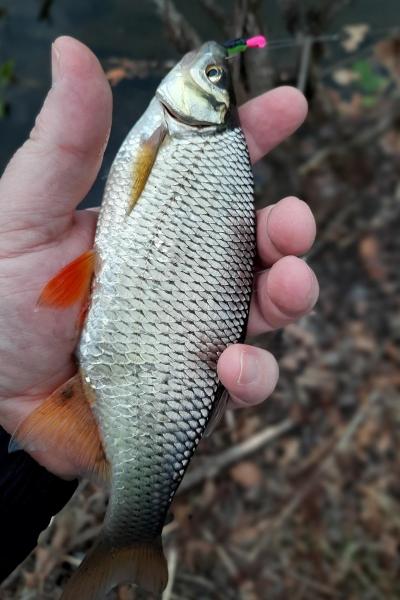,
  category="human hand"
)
[0,37,318,478]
